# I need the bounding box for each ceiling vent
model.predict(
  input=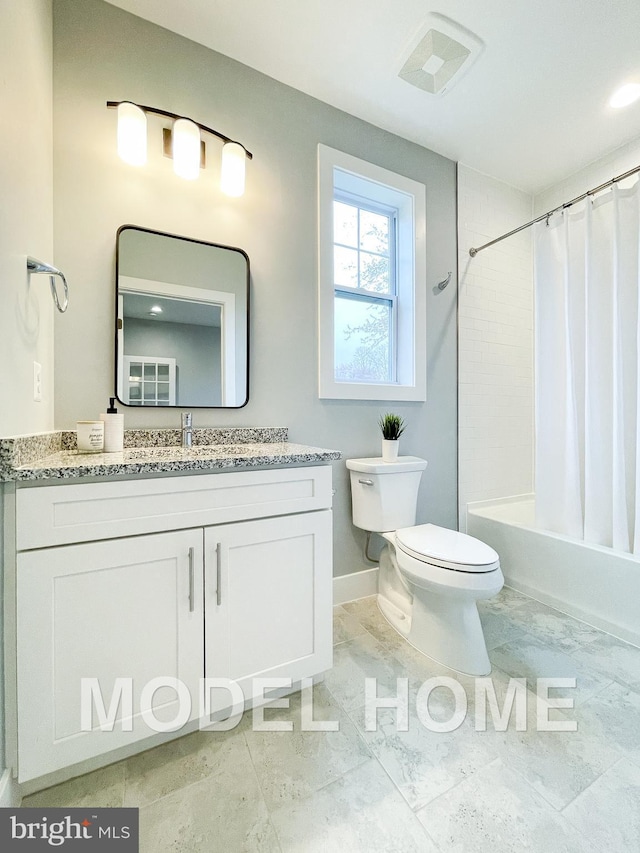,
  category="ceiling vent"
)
[399,13,483,96]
